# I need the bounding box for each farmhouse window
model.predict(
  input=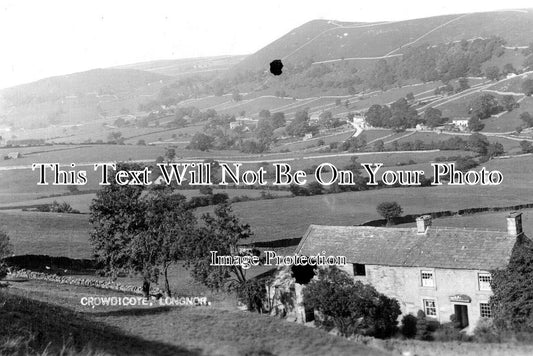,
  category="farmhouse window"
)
[421,271,434,287]
[478,273,492,291]
[353,263,366,276]
[480,303,492,318]
[423,299,437,316]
